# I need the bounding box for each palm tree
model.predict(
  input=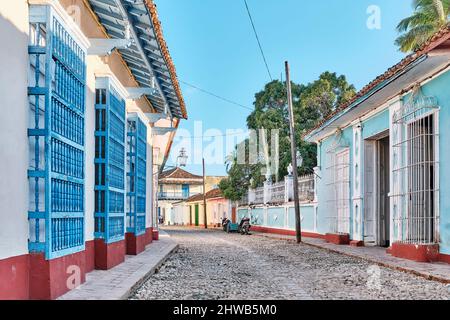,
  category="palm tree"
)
[395,0,450,52]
